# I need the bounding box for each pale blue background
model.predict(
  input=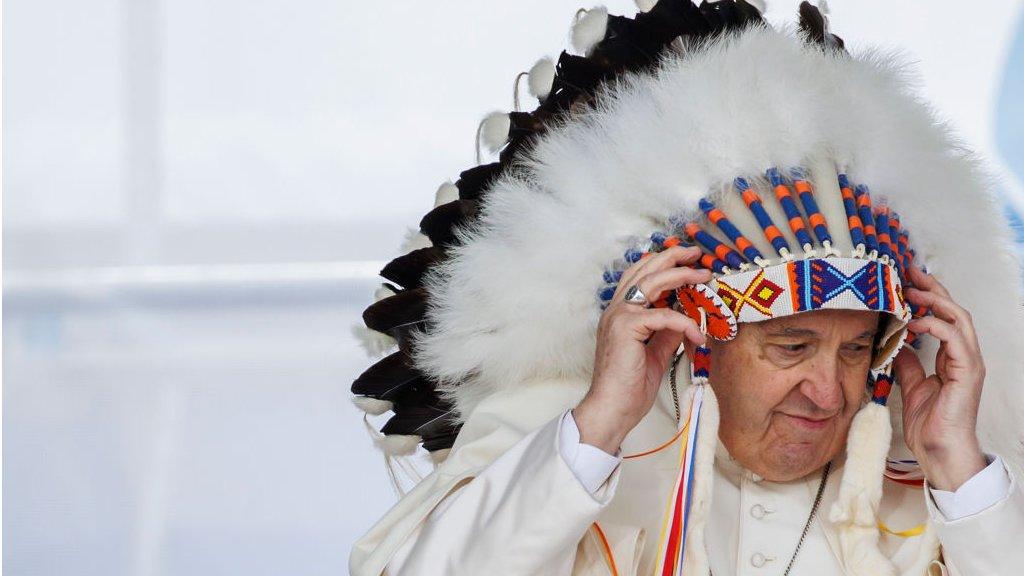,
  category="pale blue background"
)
[4,1,1023,574]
